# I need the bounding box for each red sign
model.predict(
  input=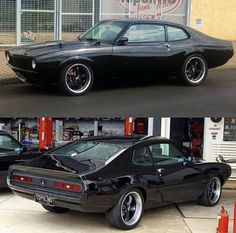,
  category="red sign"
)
[117,0,183,19]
